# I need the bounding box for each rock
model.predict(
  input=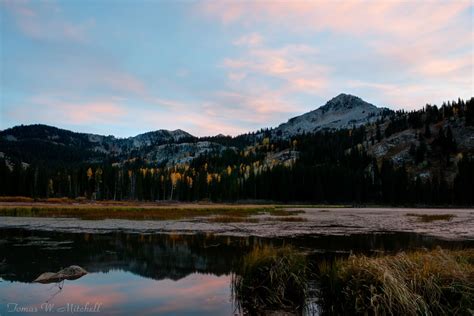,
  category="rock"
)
[34,265,88,283]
